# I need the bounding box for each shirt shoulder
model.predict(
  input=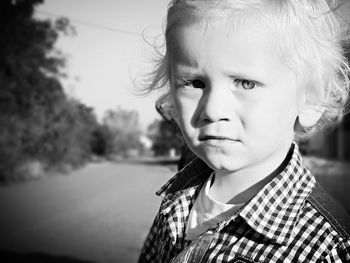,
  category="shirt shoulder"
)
[307,182,350,239]
[294,182,350,262]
